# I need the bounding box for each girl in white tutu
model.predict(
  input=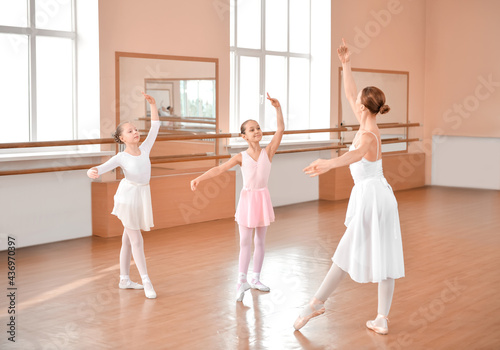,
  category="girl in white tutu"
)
[190,94,284,302]
[87,93,160,299]
[295,39,405,334]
